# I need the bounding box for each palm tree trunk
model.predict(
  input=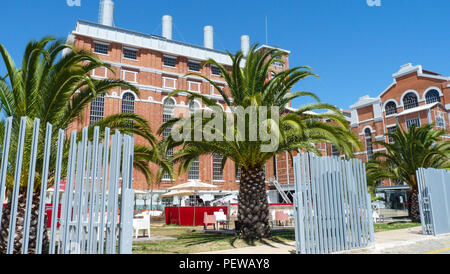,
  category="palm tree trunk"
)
[0,193,49,254]
[408,189,421,223]
[237,167,271,239]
